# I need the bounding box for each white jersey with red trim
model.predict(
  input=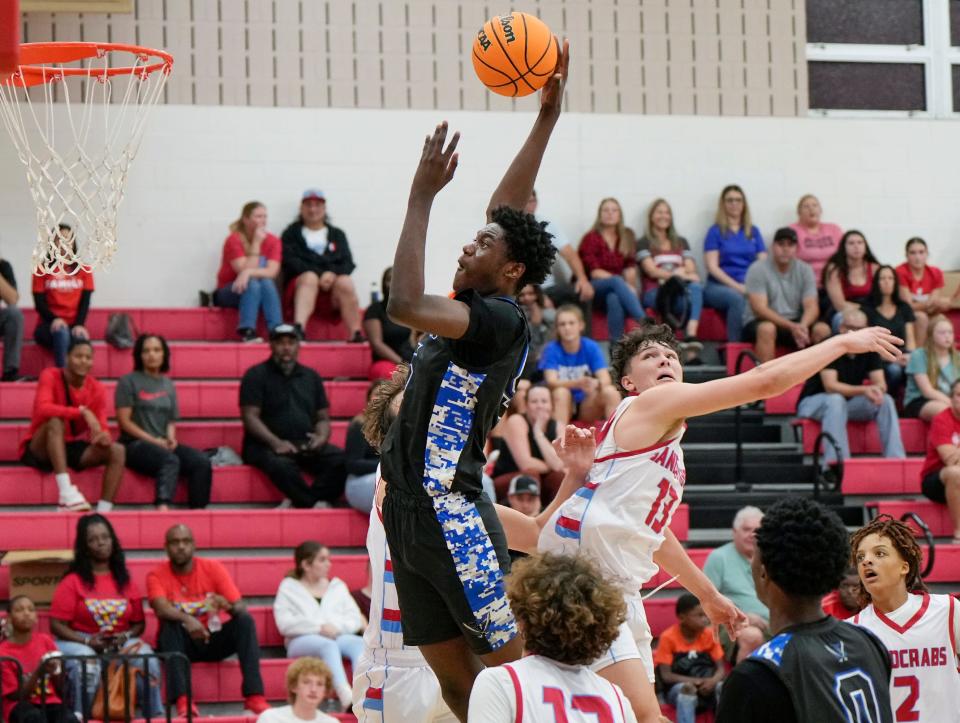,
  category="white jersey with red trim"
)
[537,395,686,593]
[852,592,960,723]
[359,473,424,667]
[467,655,637,723]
